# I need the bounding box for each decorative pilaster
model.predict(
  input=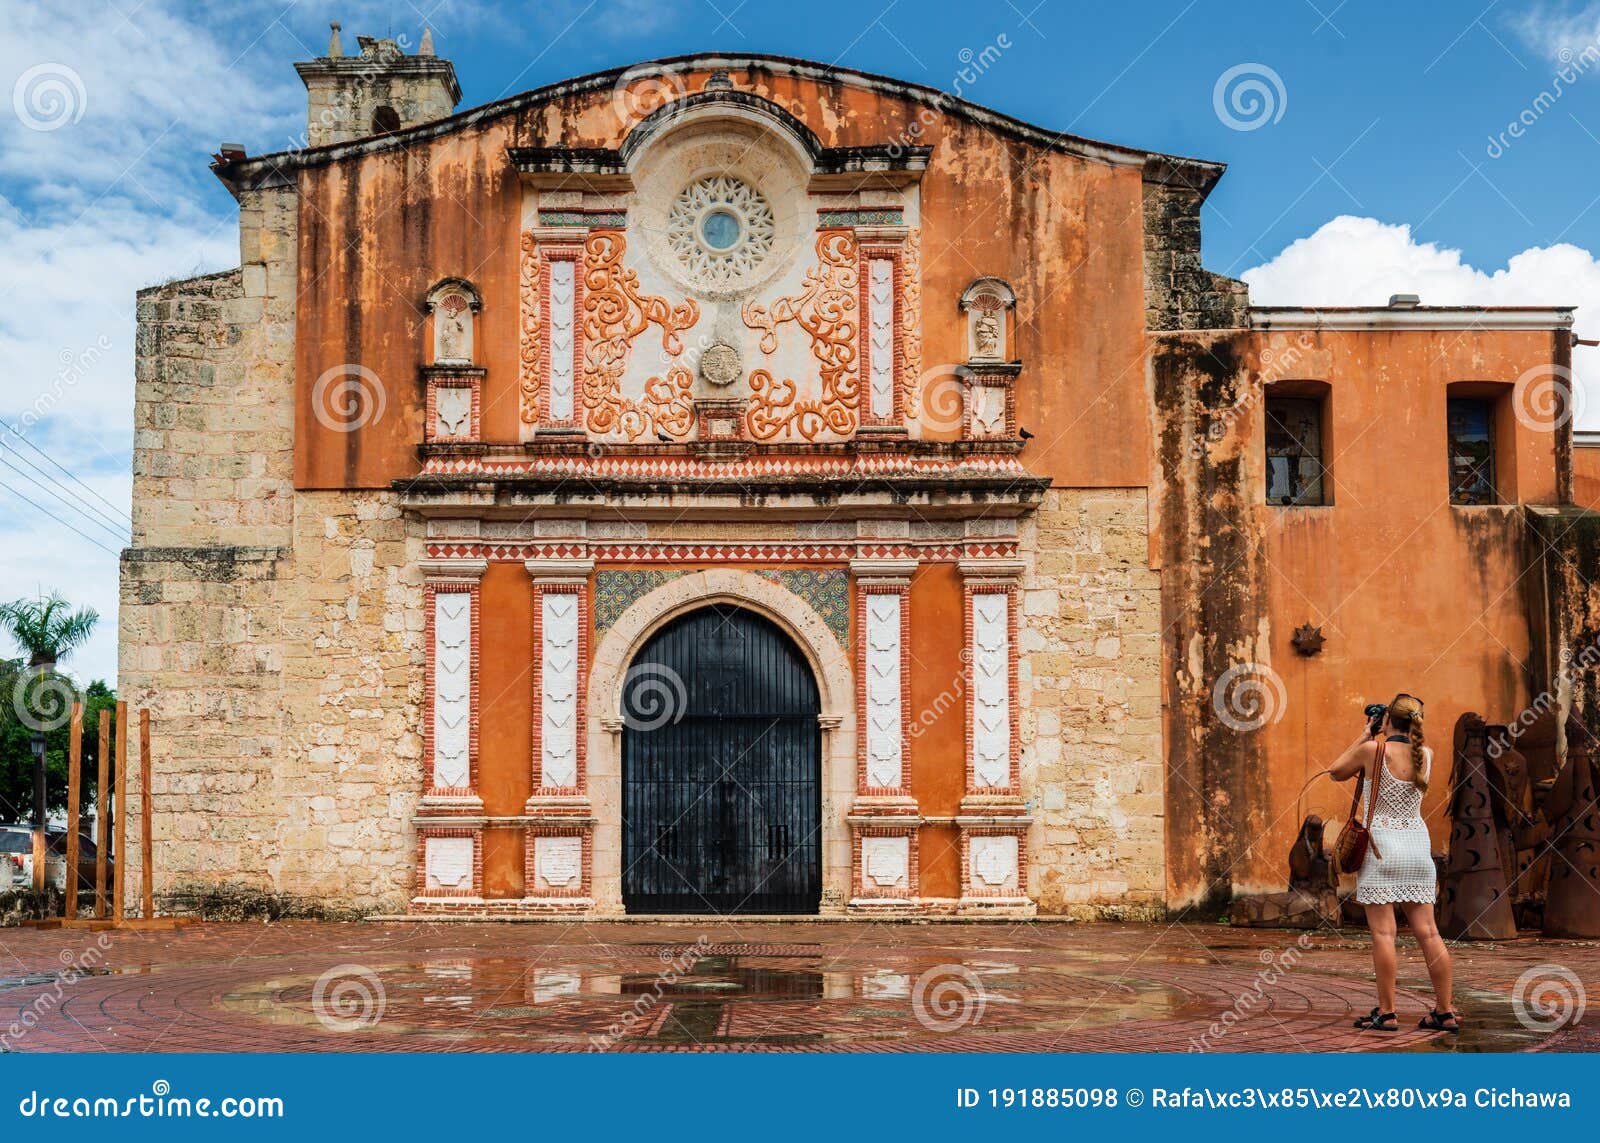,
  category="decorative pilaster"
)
[857,228,909,434]
[421,558,485,812]
[520,221,590,436]
[957,558,1033,916]
[524,556,595,911]
[848,557,919,914]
